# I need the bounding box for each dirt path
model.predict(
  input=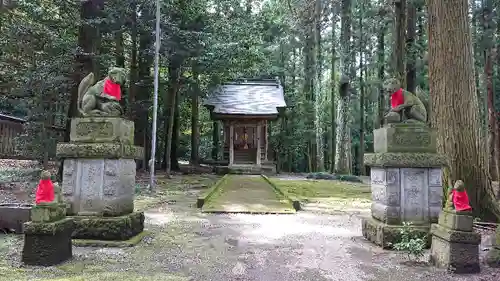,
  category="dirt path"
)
[202,175,295,214]
[1,175,499,281]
